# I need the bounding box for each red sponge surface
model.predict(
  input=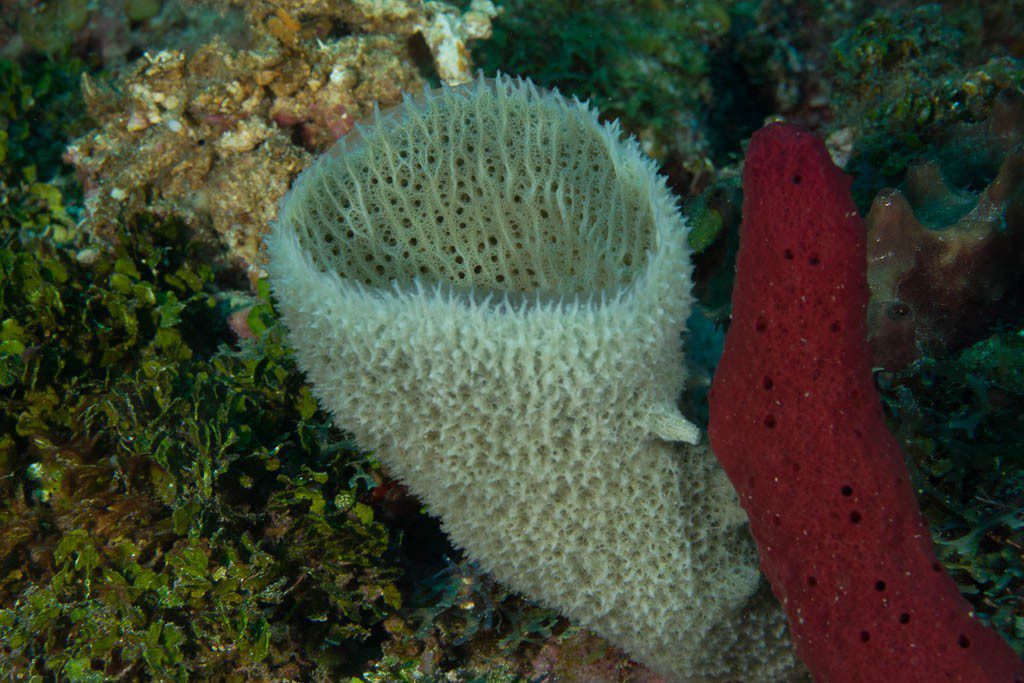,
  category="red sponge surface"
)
[708,122,1023,682]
